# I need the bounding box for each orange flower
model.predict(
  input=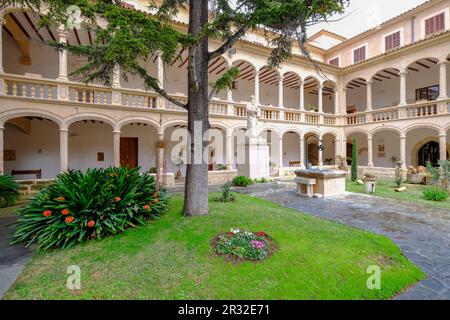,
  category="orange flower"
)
[114,197,121,202]
[55,196,65,202]
[87,220,96,228]
[143,204,151,211]
[65,216,75,224]
[43,210,52,217]
[153,198,159,204]
[61,209,70,216]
